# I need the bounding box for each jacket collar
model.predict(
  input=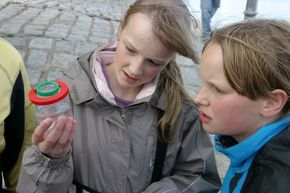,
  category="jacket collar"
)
[216,116,290,193]
[63,43,168,112]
